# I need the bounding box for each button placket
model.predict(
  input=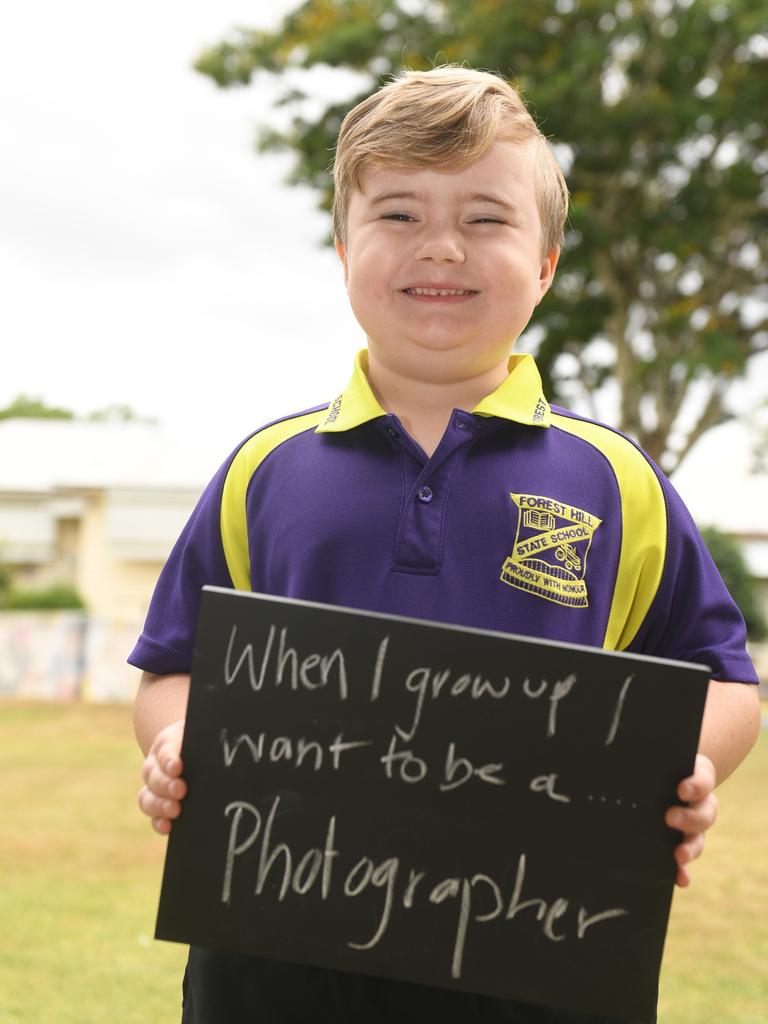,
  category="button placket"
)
[390,409,480,573]
[394,451,472,573]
